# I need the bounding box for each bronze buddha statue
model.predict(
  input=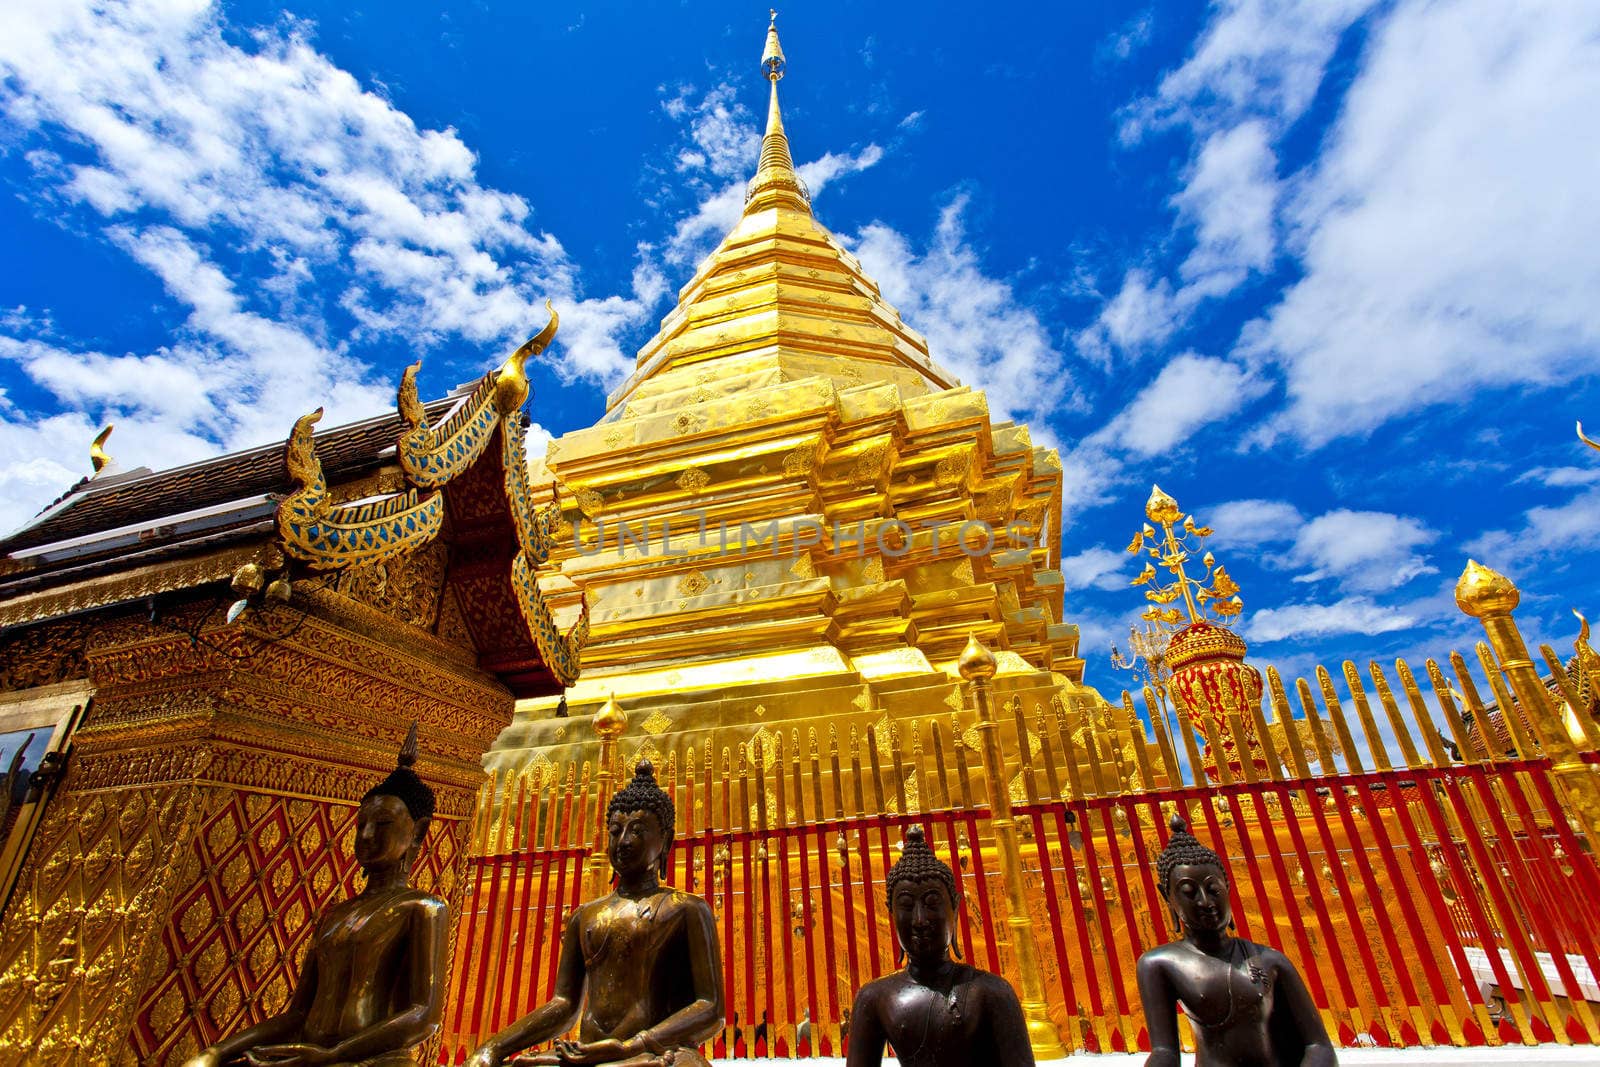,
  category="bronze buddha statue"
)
[1136,815,1336,1067]
[846,825,1034,1067]
[467,760,723,1067]
[185,724,449,1067]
